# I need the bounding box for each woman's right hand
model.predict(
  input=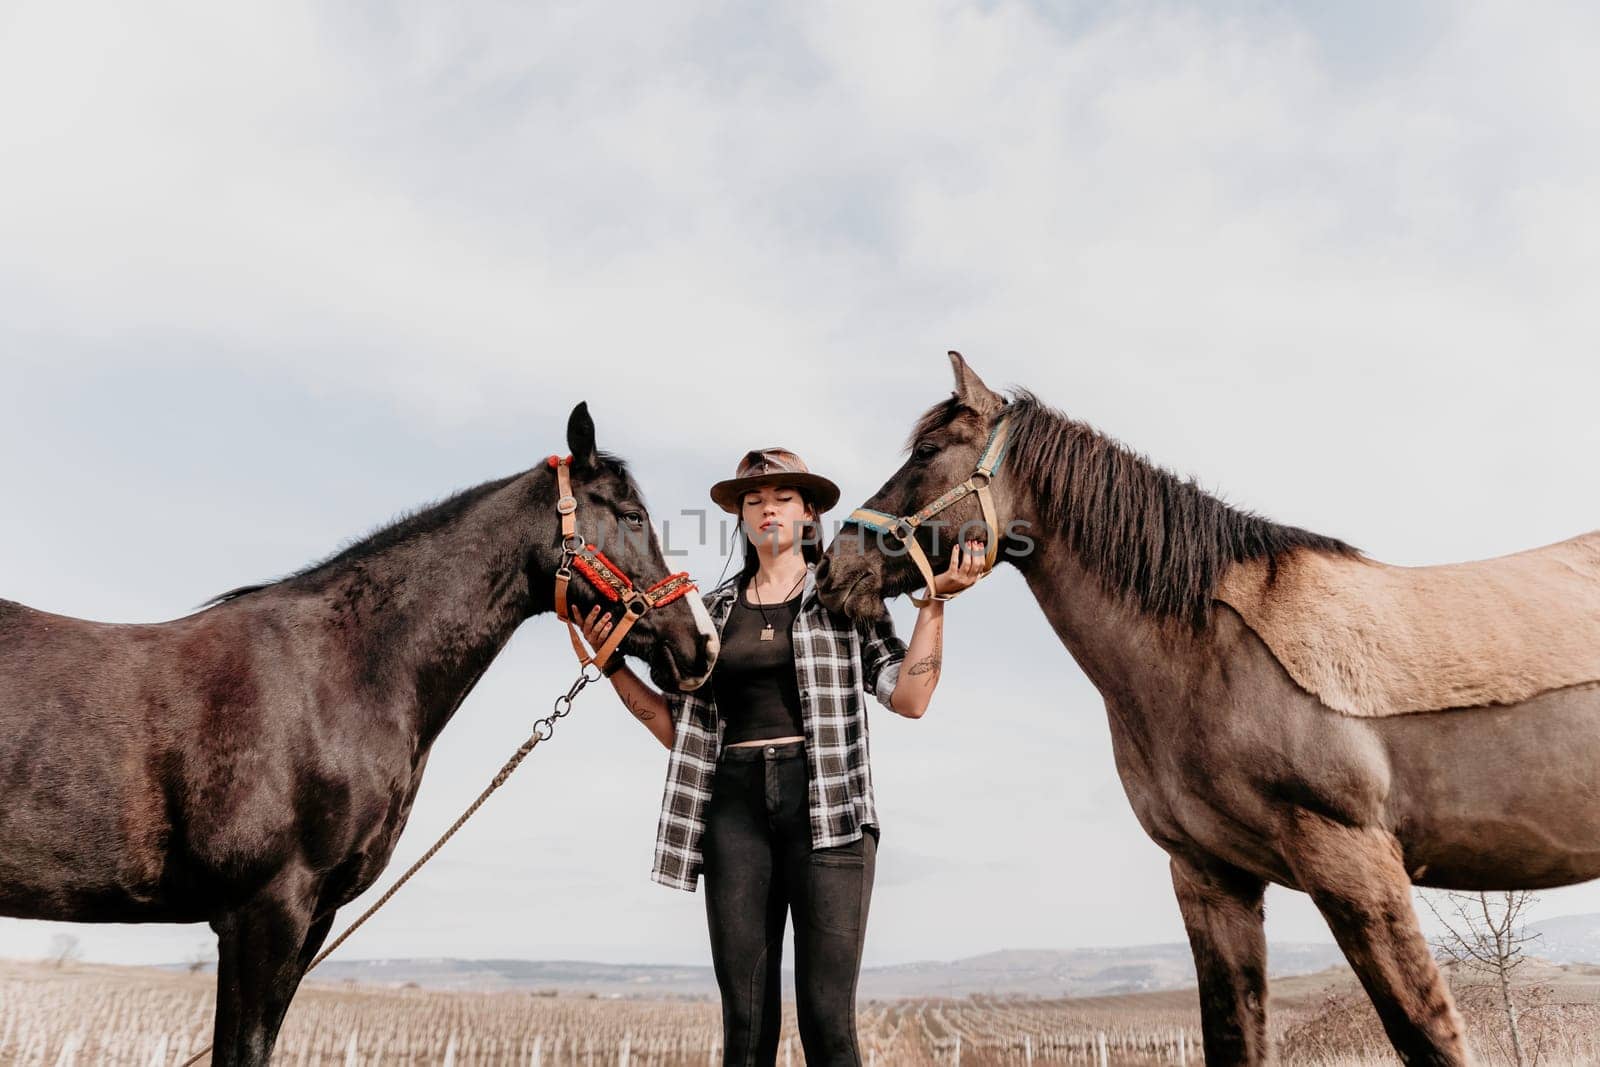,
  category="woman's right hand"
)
[573,602,676,750]
[570,603,617,662]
